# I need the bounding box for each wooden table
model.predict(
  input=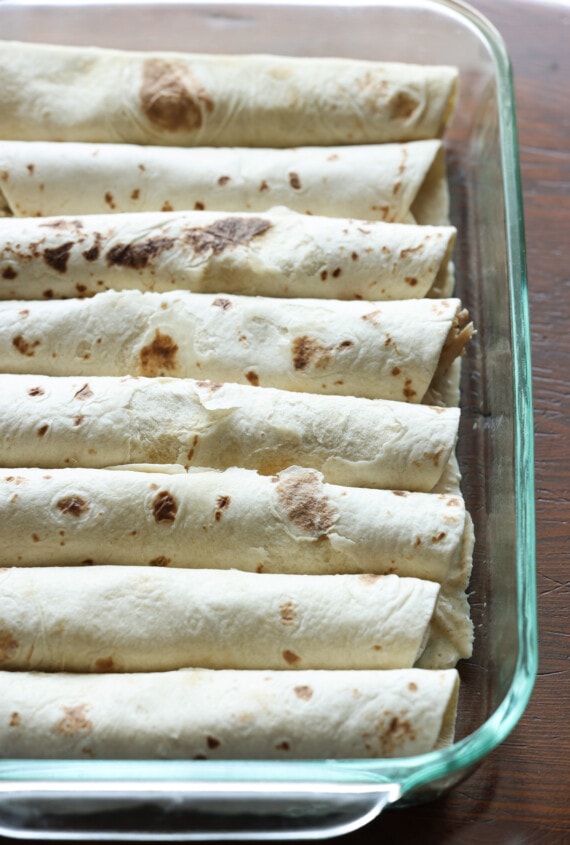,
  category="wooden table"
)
[345,1,570,841]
